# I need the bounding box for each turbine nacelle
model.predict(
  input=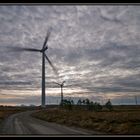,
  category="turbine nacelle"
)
[54,81,66,87]
[40,46,48,53]
[61,81,66,87]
